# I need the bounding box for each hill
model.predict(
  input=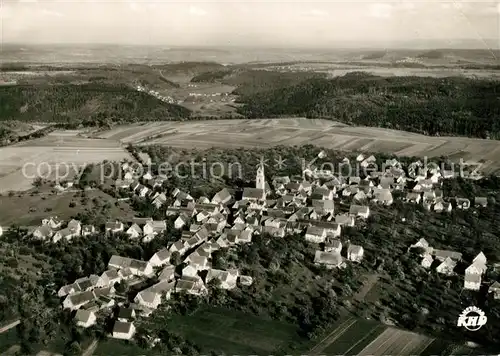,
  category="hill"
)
[0,83,191,126]
[234,73,500,139]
